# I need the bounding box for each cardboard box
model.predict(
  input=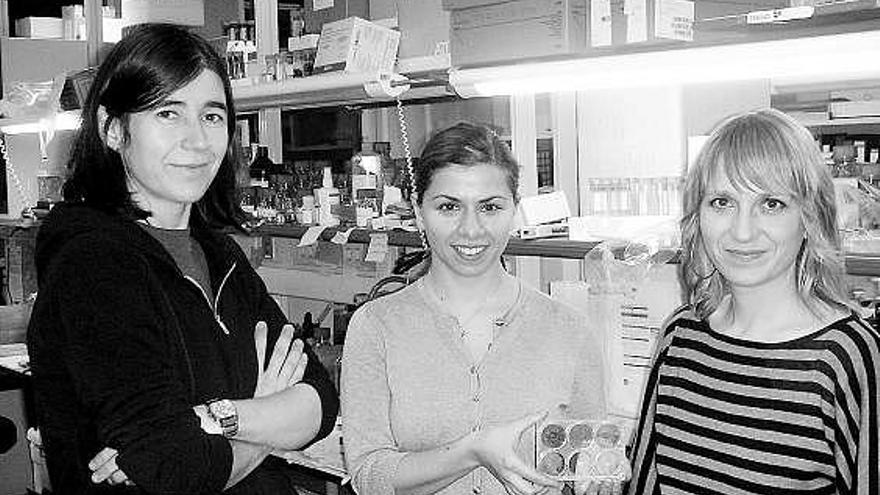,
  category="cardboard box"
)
[450,0,588,67]
[442,0,510,8]
[305,0,370,35]
[830,101,880,119]
[368,0,398,20]
[789,0,880,11]
[14,17,63,39]
[398,0,451,60]
[121,0,204,26]
[313,17,400,74]
[601,0,693,46]
[0,304,32,344]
